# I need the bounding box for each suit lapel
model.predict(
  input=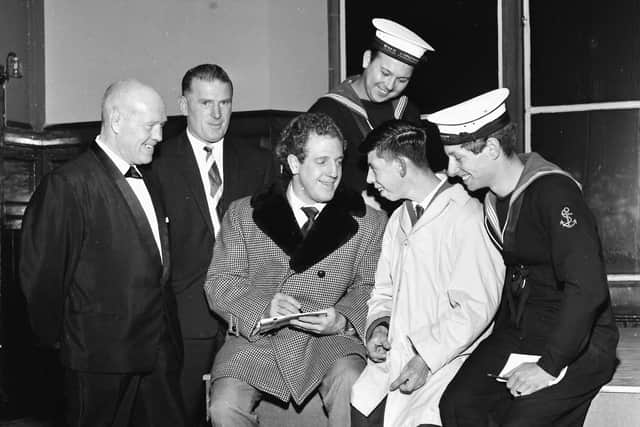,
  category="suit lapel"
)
[175,132,215,236]
[90,143,163,266]
[144,176,171,282]
[294,193,360,272]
